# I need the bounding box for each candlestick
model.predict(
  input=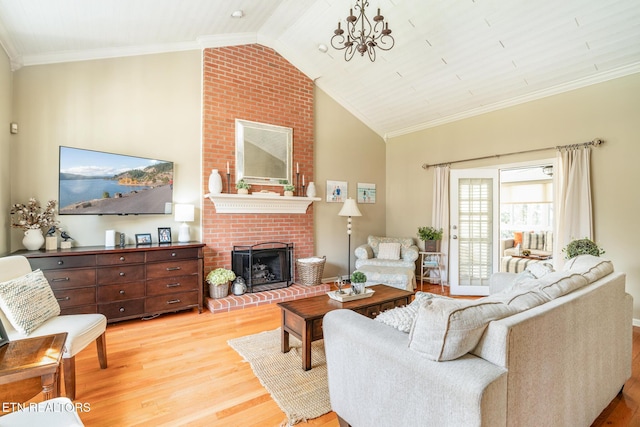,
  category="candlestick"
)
[302,184,306,197]
[302,174,305,186]
[296,172,300,195]
[226,173,231,193]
